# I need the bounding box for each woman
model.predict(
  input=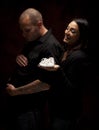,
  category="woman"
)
[39,18,91,130]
